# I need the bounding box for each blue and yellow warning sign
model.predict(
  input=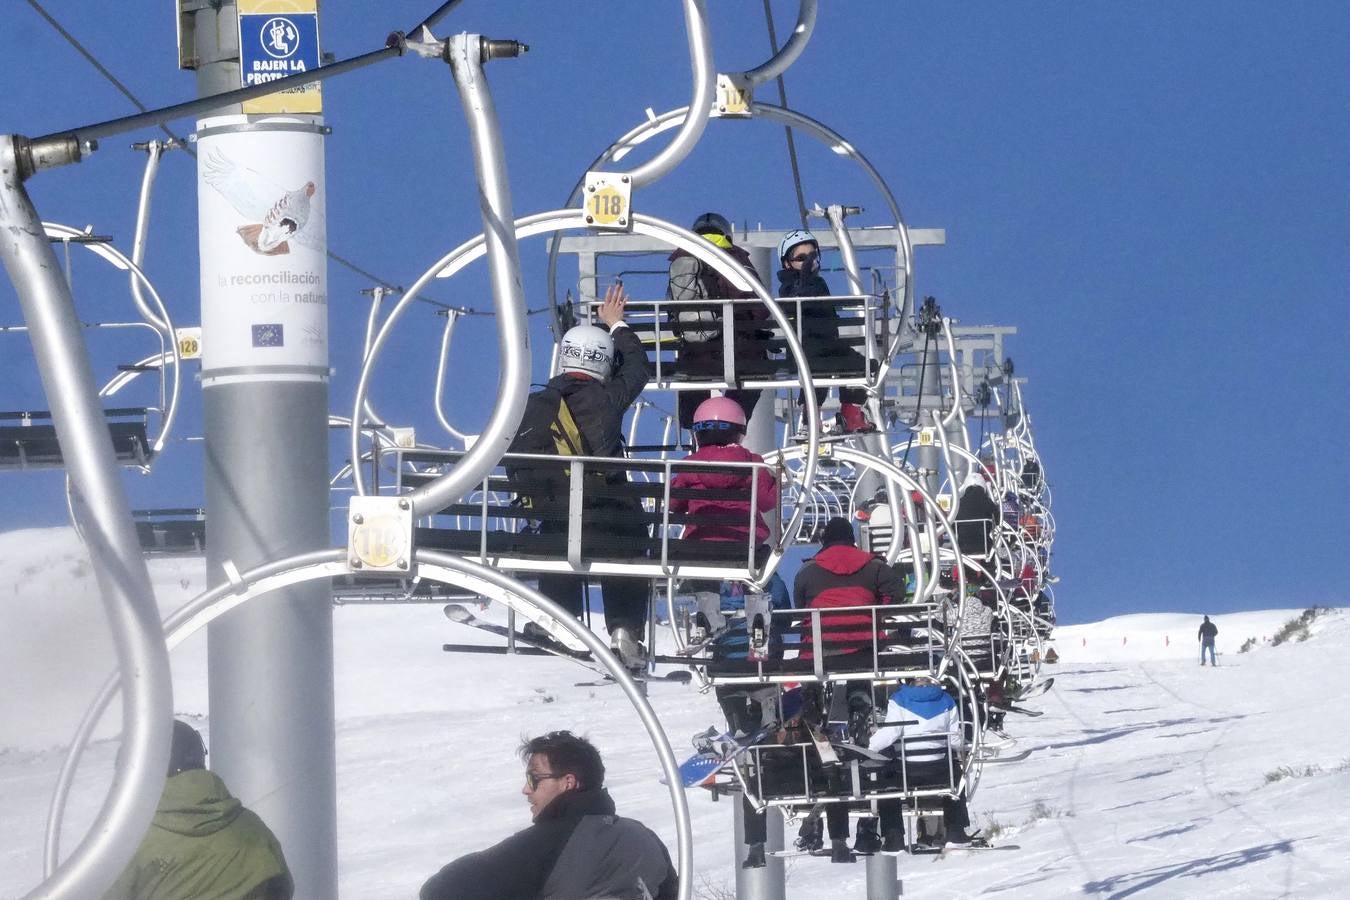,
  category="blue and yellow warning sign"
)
[237,0,323,114]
